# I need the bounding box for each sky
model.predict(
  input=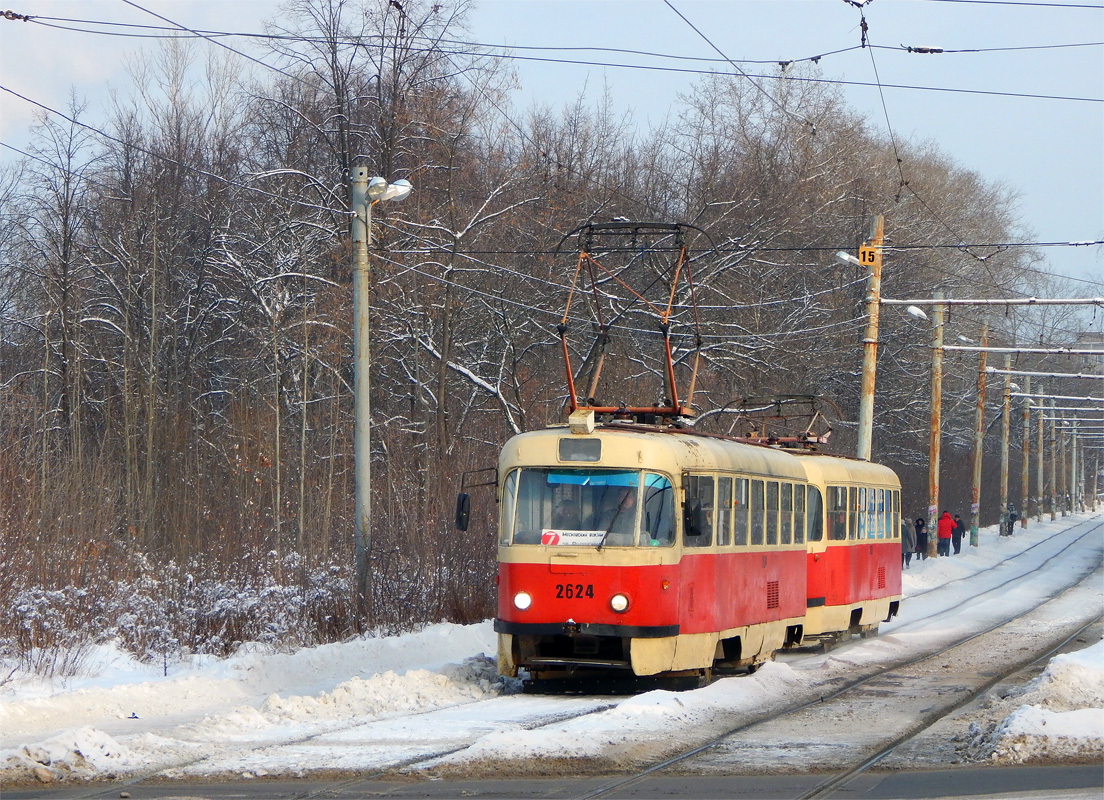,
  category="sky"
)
[1,513,1101,784]
[0,0,1102,285]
